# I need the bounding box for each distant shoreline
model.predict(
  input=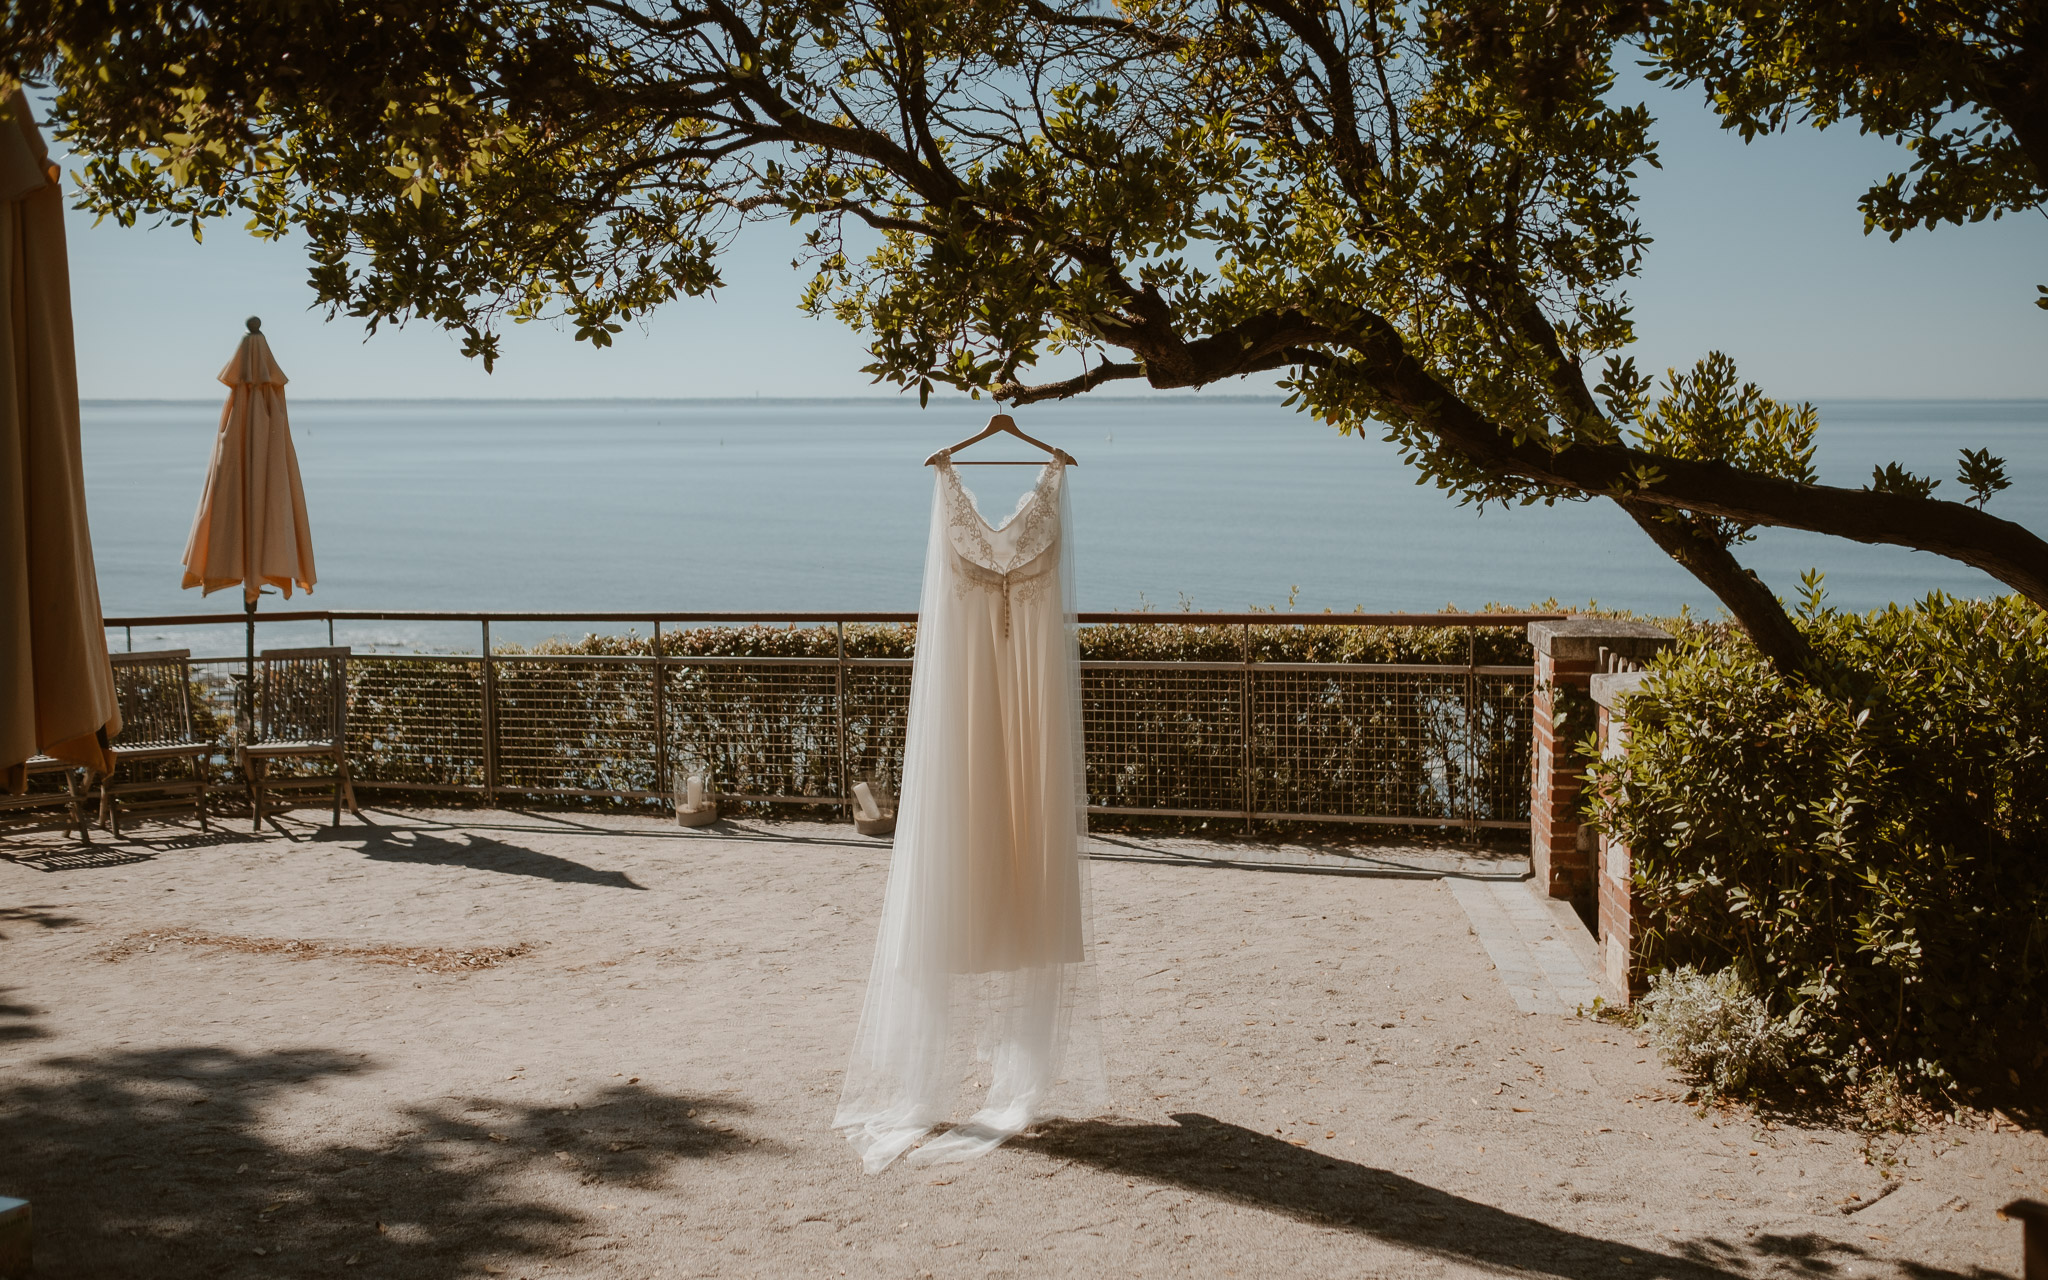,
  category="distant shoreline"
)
[80,394,1294,406]
[78,395,2048,408]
